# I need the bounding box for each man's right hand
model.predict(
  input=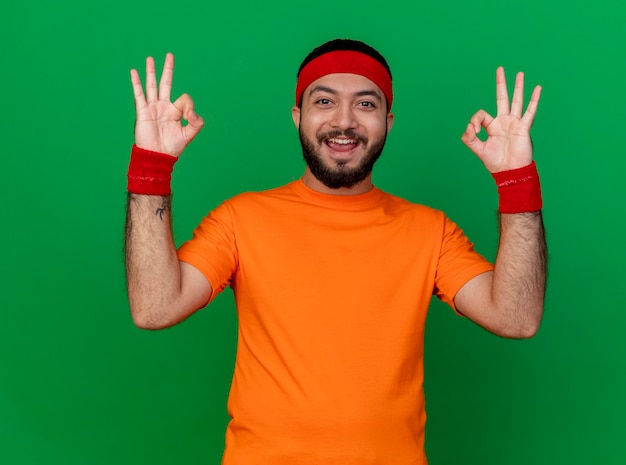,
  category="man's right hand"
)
[130,53,204,157]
